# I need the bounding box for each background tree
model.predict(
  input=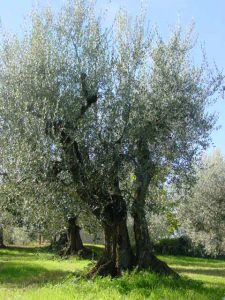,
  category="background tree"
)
[178,150,225,257]
[146,182,178,244]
